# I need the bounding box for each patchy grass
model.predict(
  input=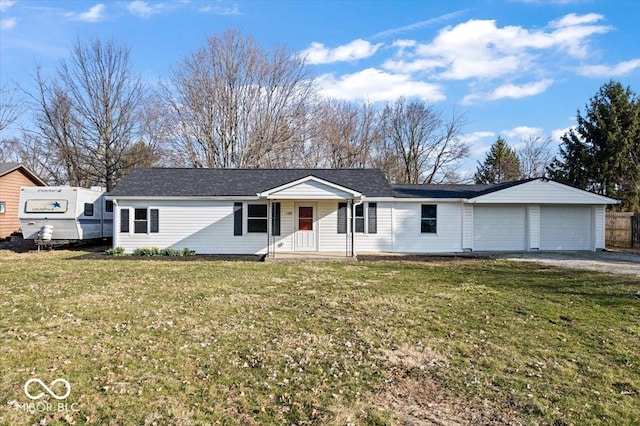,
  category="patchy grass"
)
[0,250,639,425]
